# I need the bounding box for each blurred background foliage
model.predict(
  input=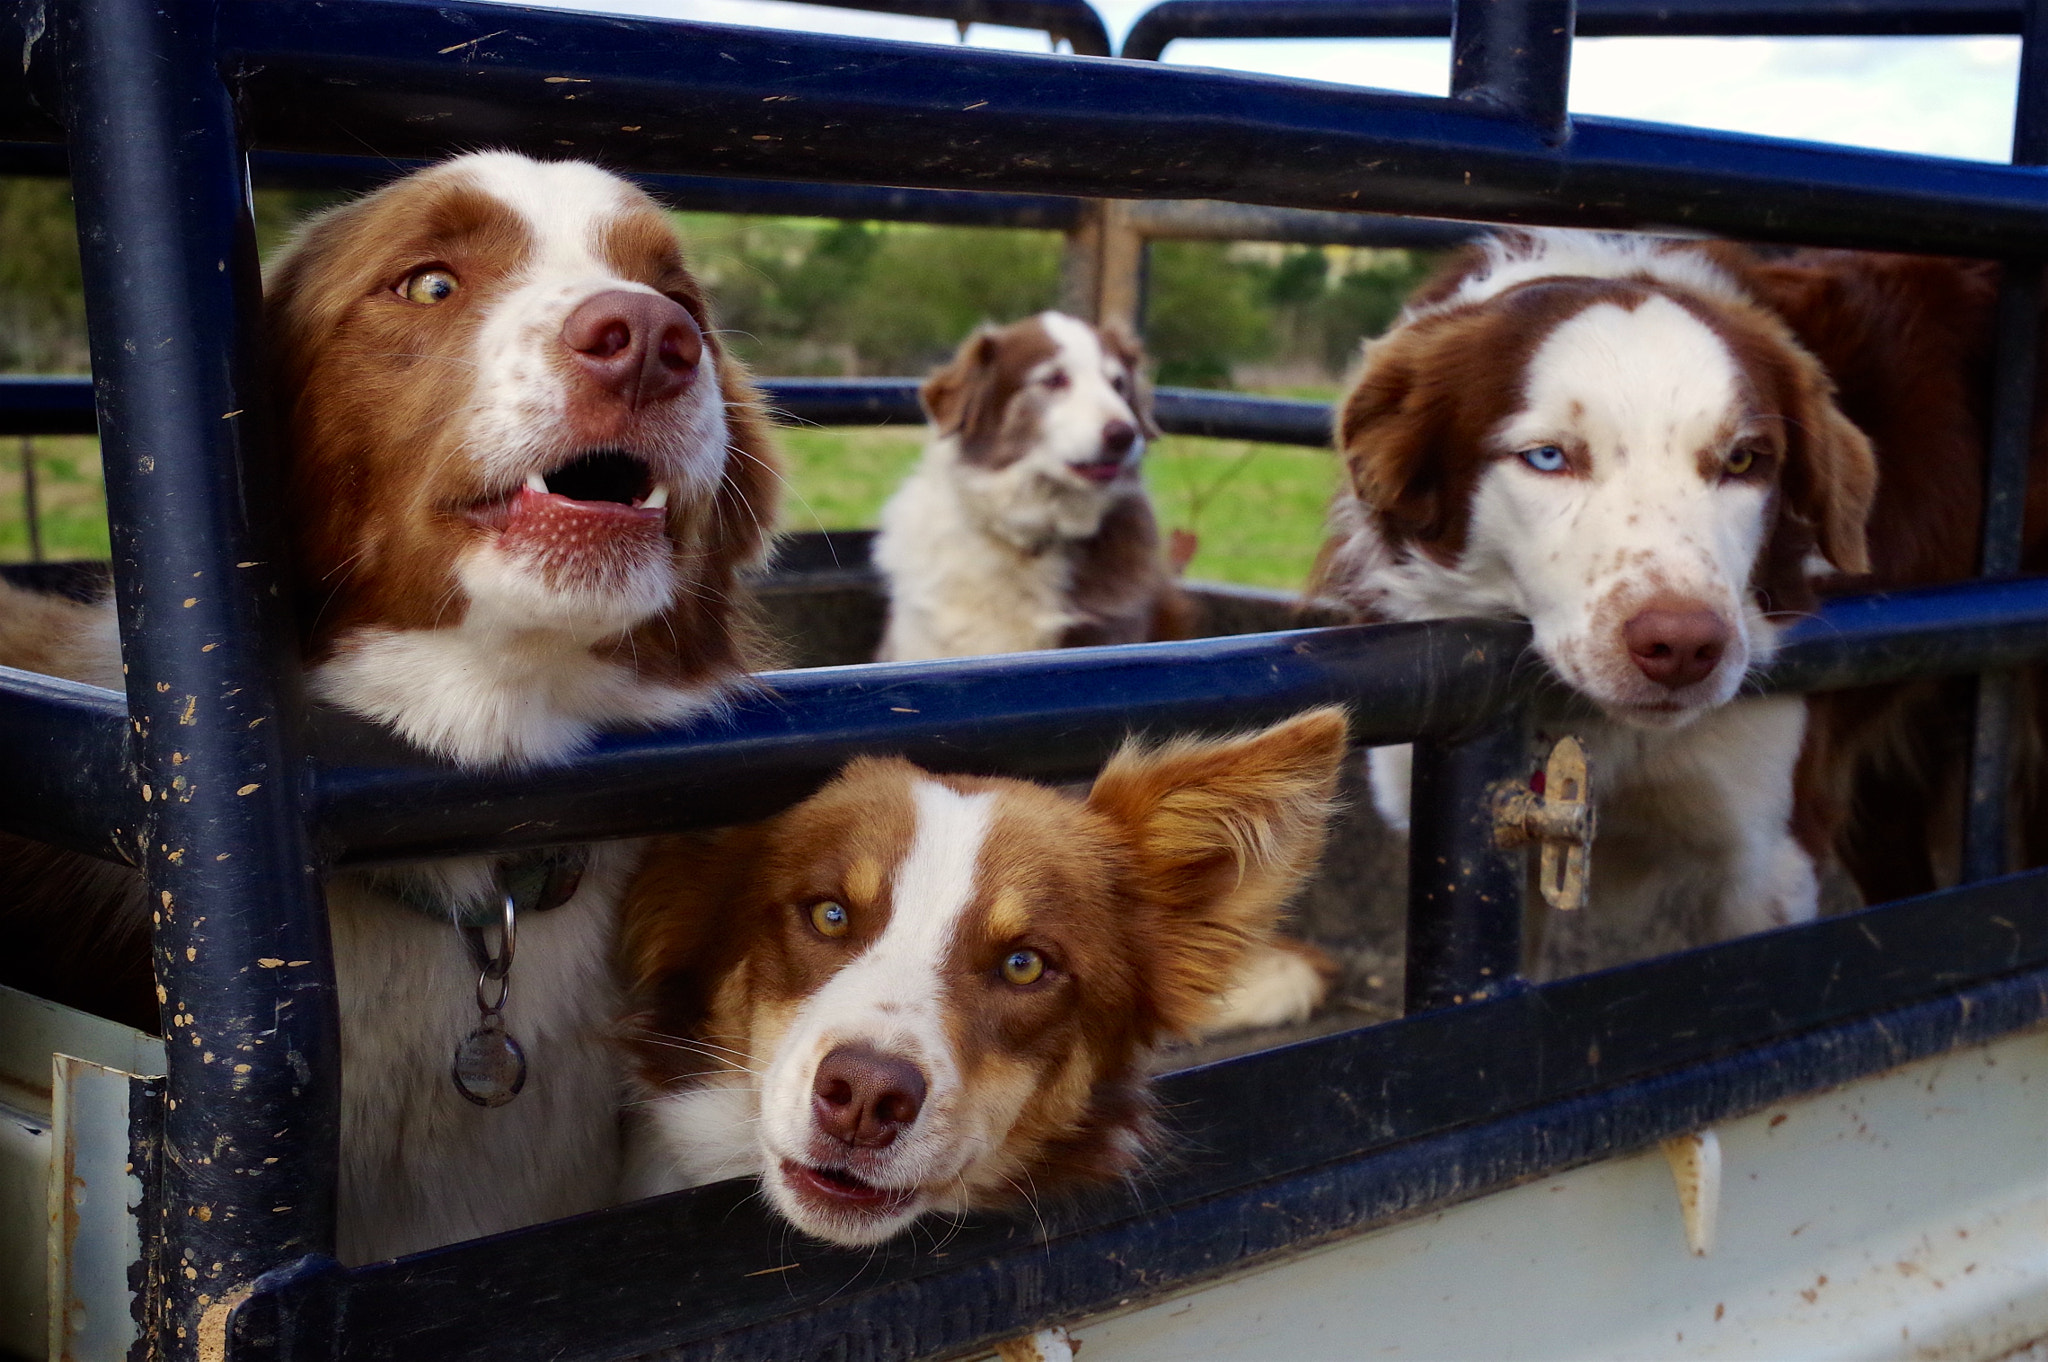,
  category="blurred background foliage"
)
[0,177,1436,586]
[672,211,1432,386]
